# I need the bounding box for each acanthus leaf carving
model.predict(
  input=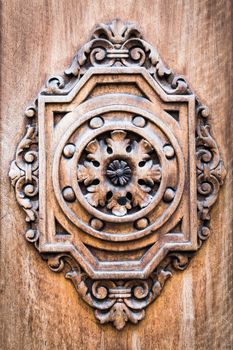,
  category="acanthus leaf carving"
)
[43,252,192,330]
[77,129,162,216]
[42,19,189,96]
[9,19,226,330]
[196,104,226,245]
[64,257,171,330]
[9,125,39,224]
